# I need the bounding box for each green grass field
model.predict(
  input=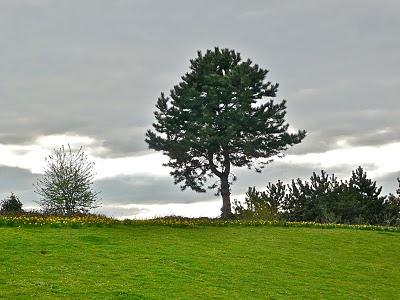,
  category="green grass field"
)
[0,224,399,299]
